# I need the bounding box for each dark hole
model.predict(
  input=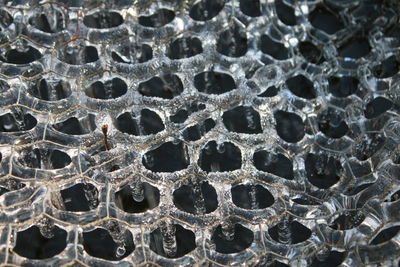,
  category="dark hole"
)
[149,224,196,258]
[231,184,274,209]
[116,112,139,135]
[140,44,154,63]
[344,183,374,196]
[116,109,164,135]
[212,224,254,254]
[188,101,206,113]
[173,180,218,214]
[372,55,400,79]
[386,190,400,202]
[139,9,175,28]
[240,0,261,17]
[275,0,296,26]
[269,220,311,244]
[53,115,96,135]
[183,118,216,141]
[115,182,160,213]
[292,195,320,205]
[30,78,71,101]
[217,24,248,57]
[329,210,365,230]
[394,153,400,164]
[305,153,342,189]
[318,108,349,139]
[83,228,134,260]
[338,37,370,59]
[0,112,37,132]
[110,165,120,172]
[60,183,98,212]
[53,114,96,135]
[370,226,400,245]
[253,150,294,180]
[112,44,153,64]
[285,74,316,99]
[354,133,386,161]
[29,11,64,33]
[198,141,242,172]
[0,9,13,29]
[143,141,189,172]
[0,79,10,92]
[1,47,42,64]
[258,86,279,97]
[59,46,98,65]
[189,0,225,21]
[328,76,359,97]
[364,97,392,119]
[0,187,9,196]
[310,251,346,267]
[223,106,262,134]
[376,81,389,91]
[260,35,289,60]
[83,11,123,29]
[194,71,236,95]
[168,37,203,59]
[140,109,165,134]
[170,109,188,124]
[23,66,43,78]
[274,110,305,143]
[309,5,344,34]
[0,180,24,198]
[51,150,72,169]
[299,41,325,64]
[19,148,71,170]
[138,74,183,99]
[85,78,127,99]
[13,225,67,259]
[384,24,400,39]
